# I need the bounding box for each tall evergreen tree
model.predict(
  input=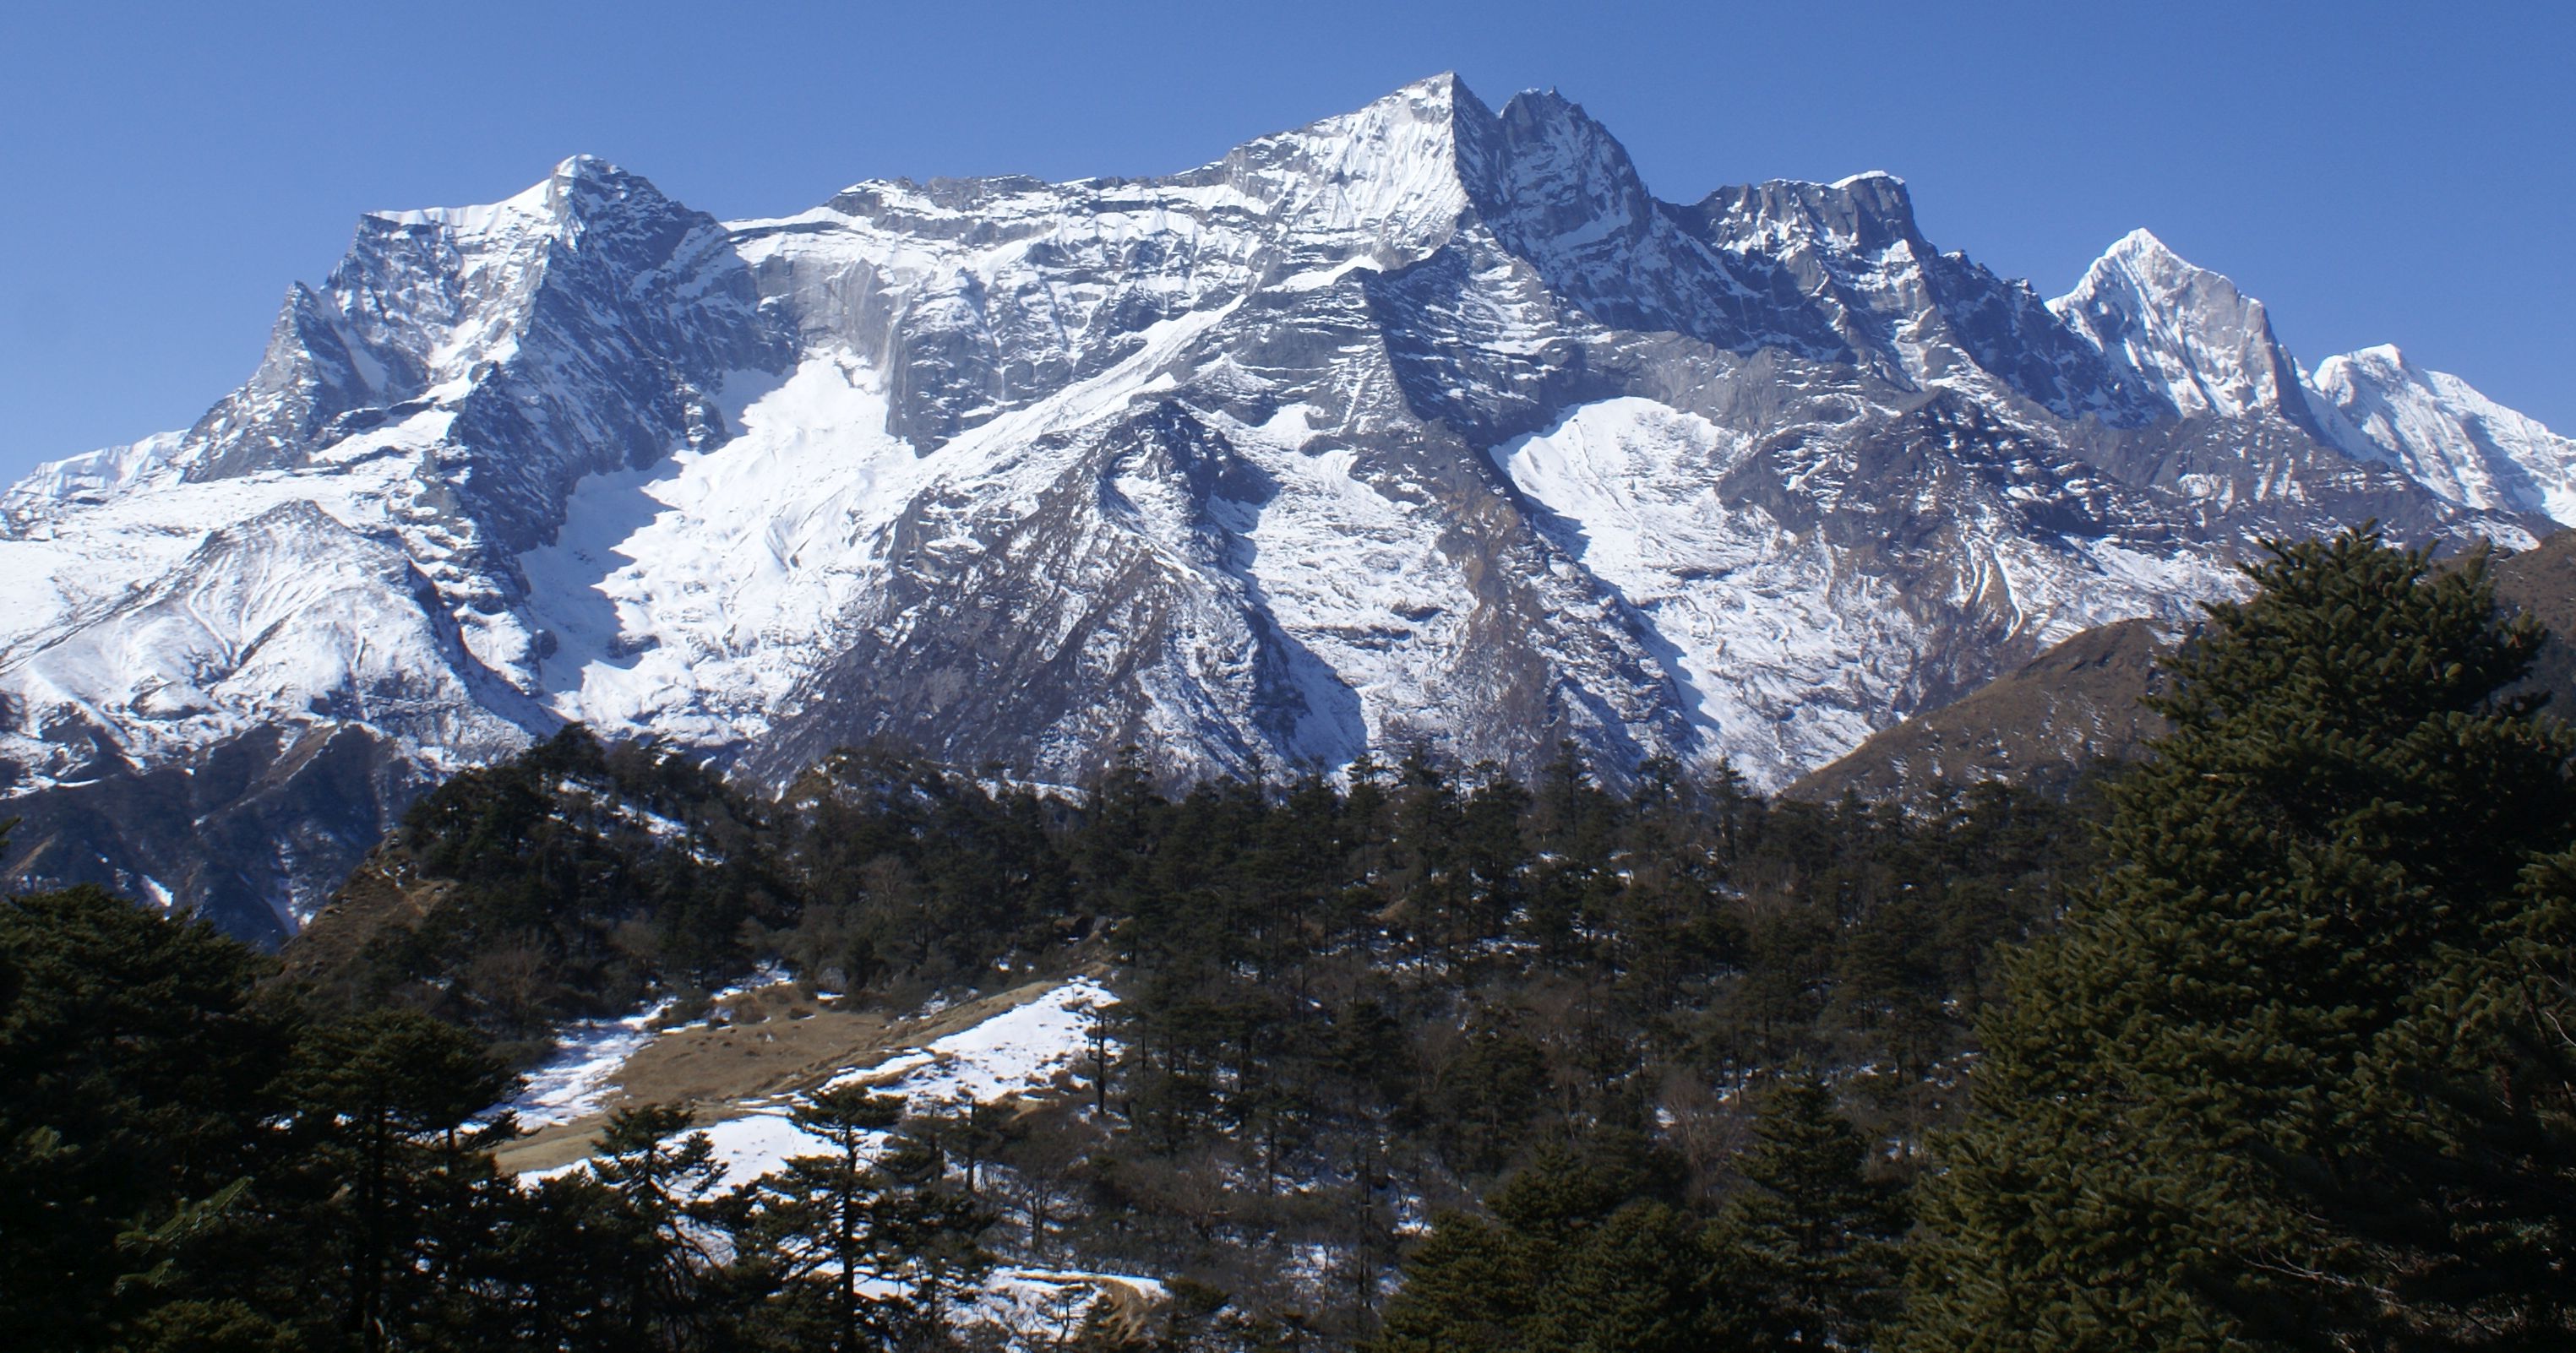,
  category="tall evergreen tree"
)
[0,883,291,1349]
[280,1009,520,1353]
[1713,1073,1906,1350]
[736,1085,909,1352]
[591,1104,731,1349]
[1372,1131,1696,1352]
[1909,528,2576,1350]
[2280,840,2576,1345]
